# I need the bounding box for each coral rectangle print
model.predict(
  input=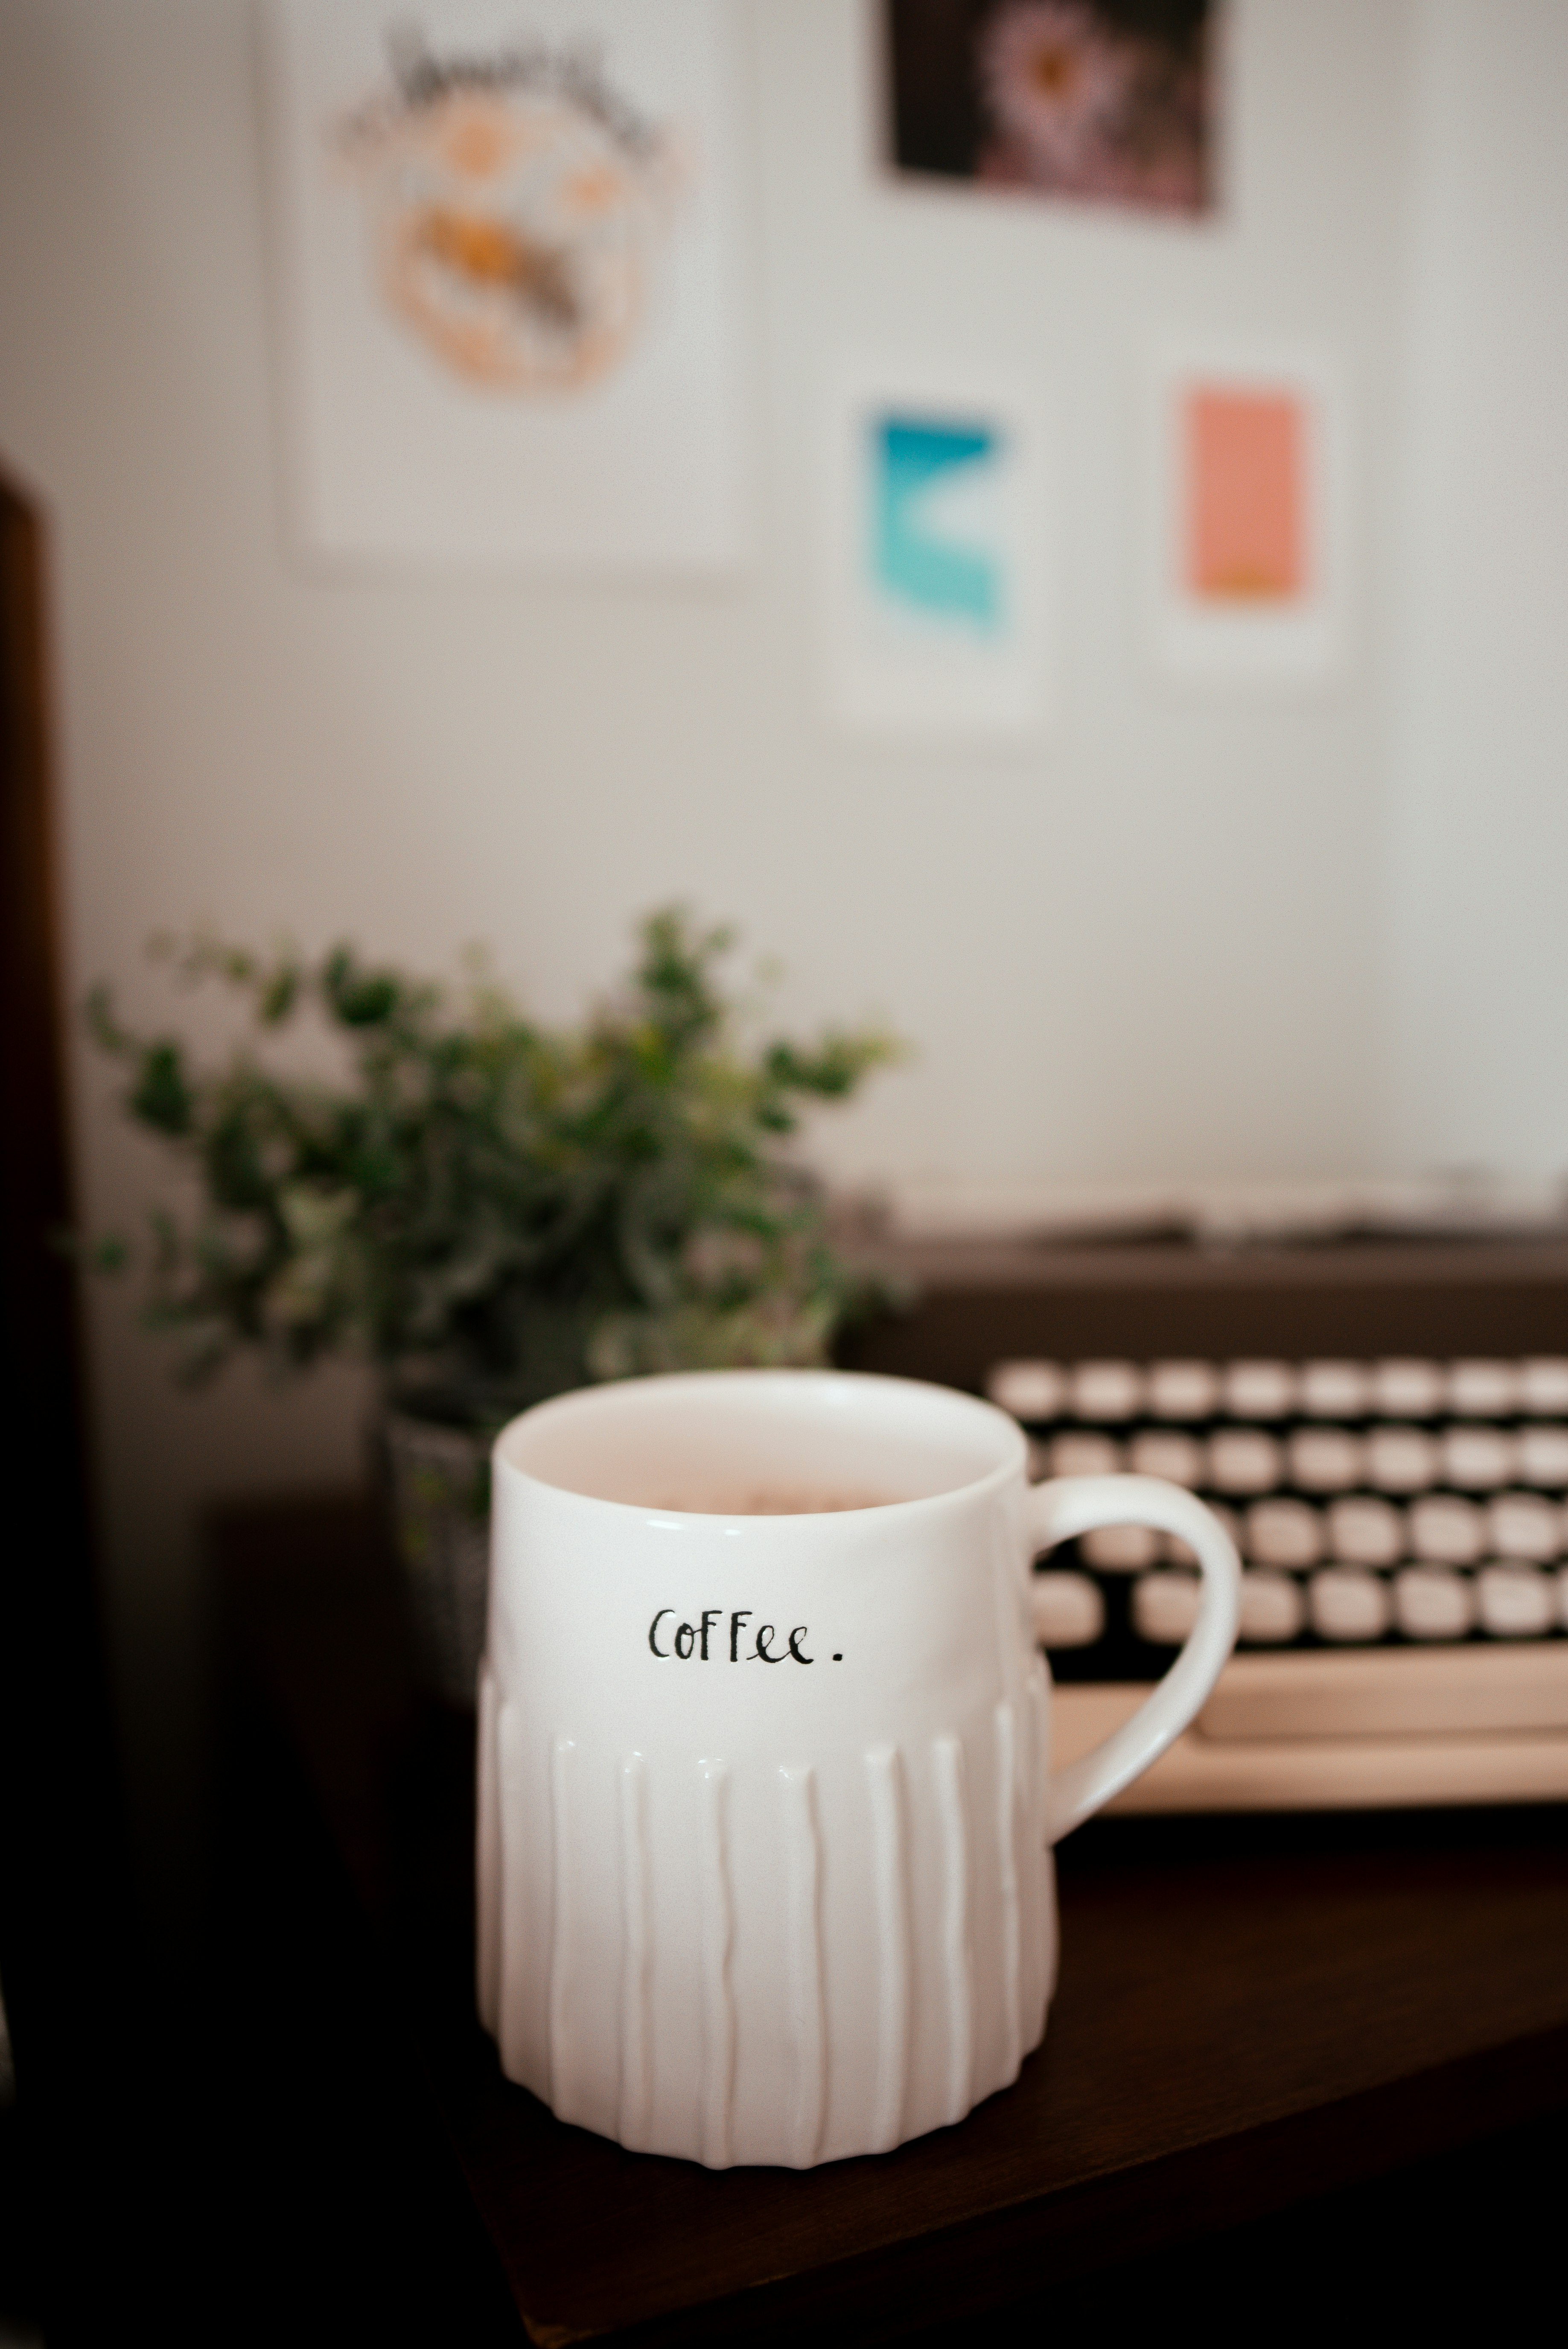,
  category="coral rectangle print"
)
[1186,389,1303,602]
[1153,349,1344,682]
